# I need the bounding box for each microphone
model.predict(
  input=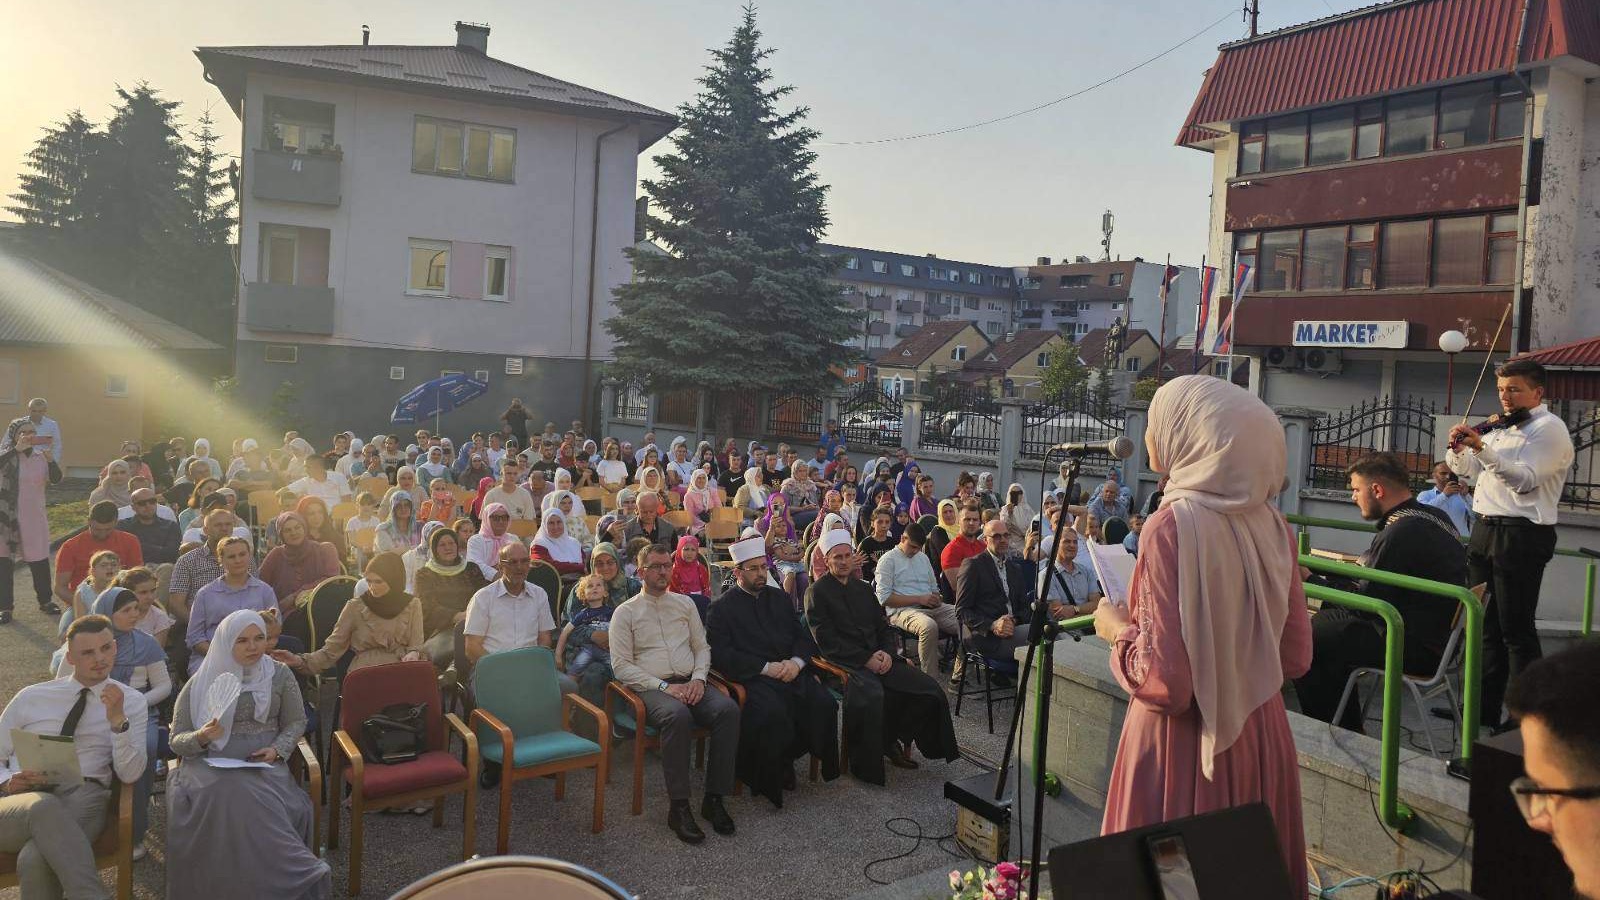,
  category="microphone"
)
[1052,436,1134,459]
